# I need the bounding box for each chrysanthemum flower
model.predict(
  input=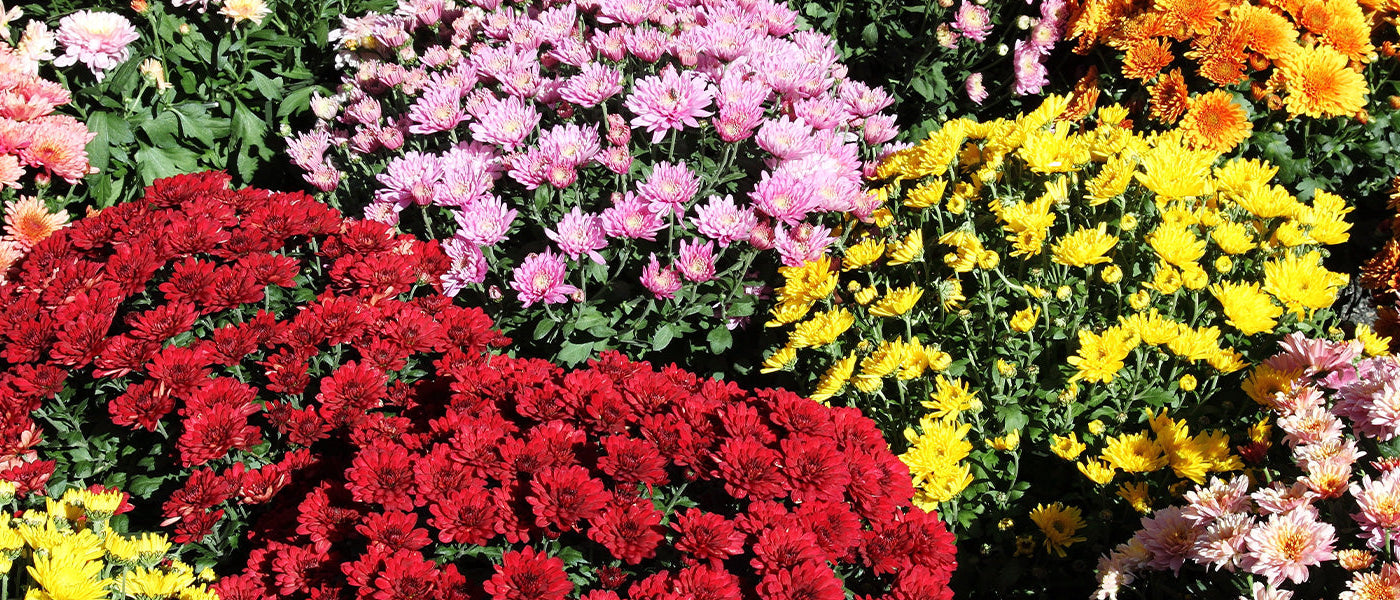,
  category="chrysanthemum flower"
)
[1051,223,1118,267]
[1277,44,1368,119]
[1029,502,1087,557]
[625,64,714,144]
[1243,507,1336,585]
[1102,432,1168,473]
[220,0,272,25]
[510,250,579,307]
[868,285,923,318]
[3,195,67,248]
[1180,90,1252,153]
[1262,250,1348,317]
[53,10,139,81]
[1148,68,1189,123]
